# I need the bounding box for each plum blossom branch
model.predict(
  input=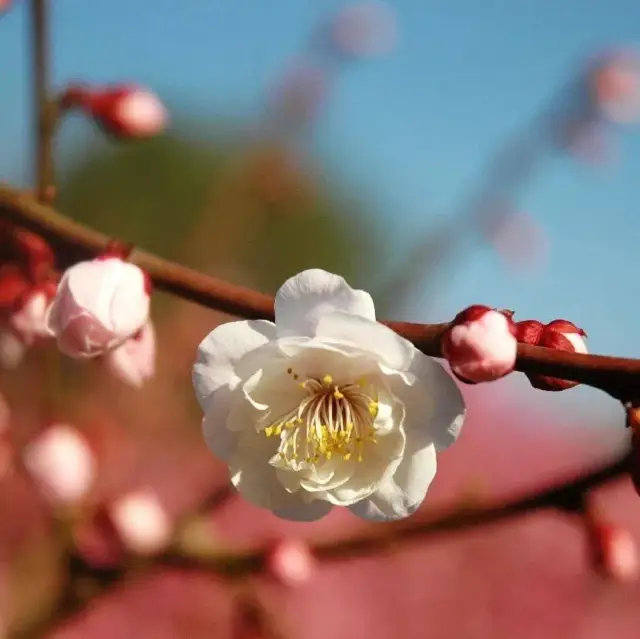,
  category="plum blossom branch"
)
[0,183,639,401]
[10,445,631,639]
